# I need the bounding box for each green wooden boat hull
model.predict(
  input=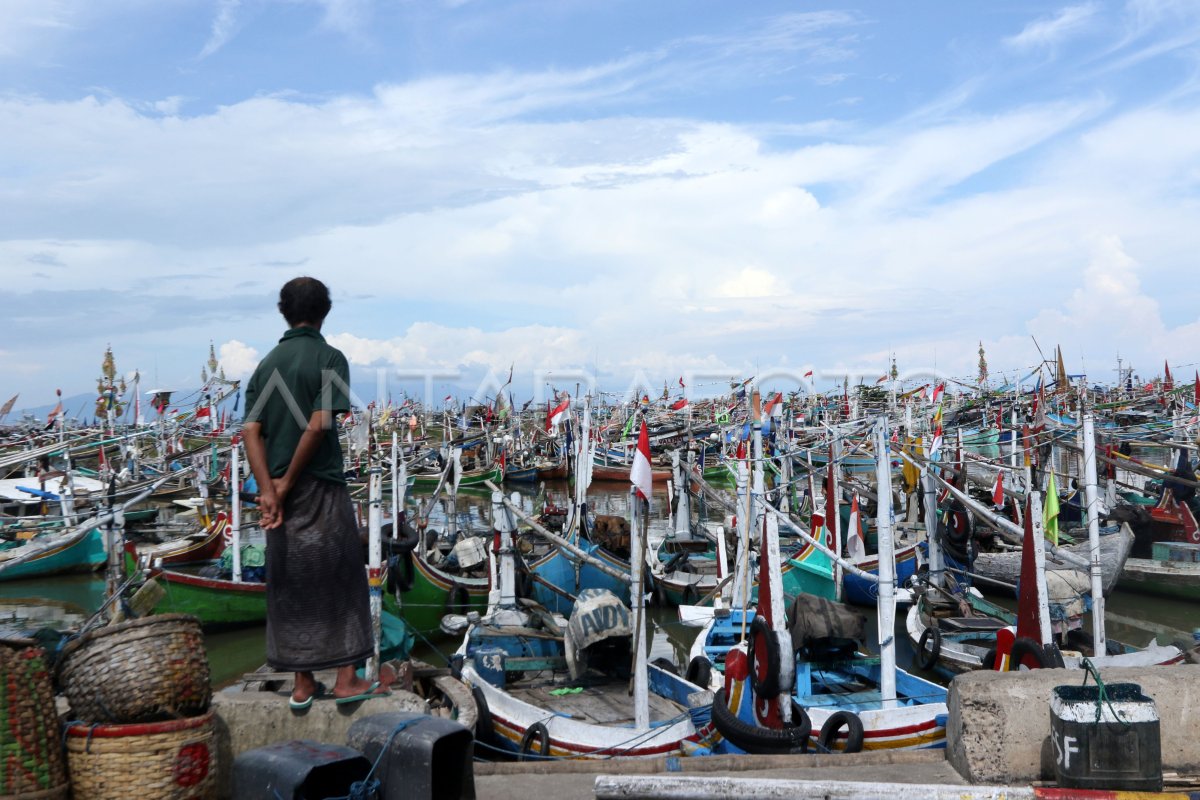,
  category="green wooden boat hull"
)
[383,552,489,637]
[125,550,266,626]
[409,466,502,491]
